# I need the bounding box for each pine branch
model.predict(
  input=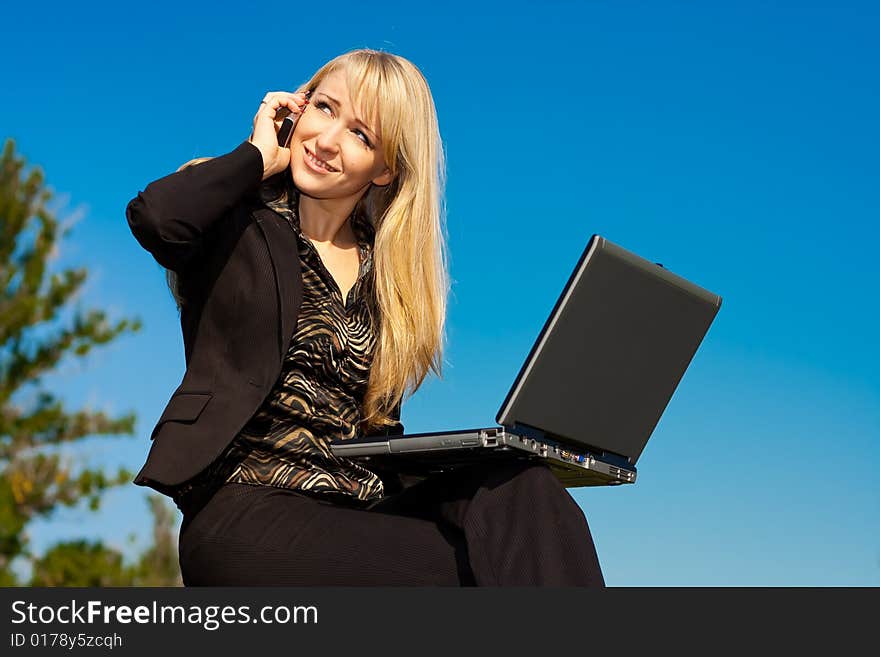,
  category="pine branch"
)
[0,310,142,405]
[0,138,146,584]
[3,453,134,519]
[0,390,136,460]
[0,268,88,346]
